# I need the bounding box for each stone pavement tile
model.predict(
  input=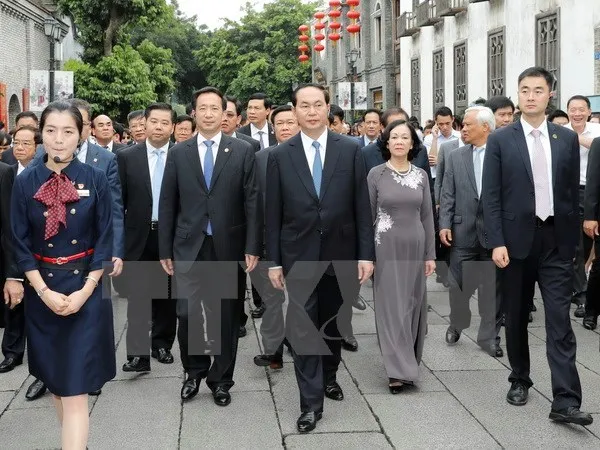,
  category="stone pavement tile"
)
[6,377,98,413]
[271,368,379,436]
[180,391,281,449]
[343,335,446,394]
[232,352,271,392]
[0,406,60,449]
[285,431,391,449]
[0,391,15,412]
[366,391,499,448]
[0,361,29,392]
[588,414,600,438]
[360,283,373,301]
[421,325,507,371]
[435,370,599,447]
[88,378,181,449]
[427,292,450,318]
[351,307,376,335]
[427,275,448,292]
[426,311,448,325]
